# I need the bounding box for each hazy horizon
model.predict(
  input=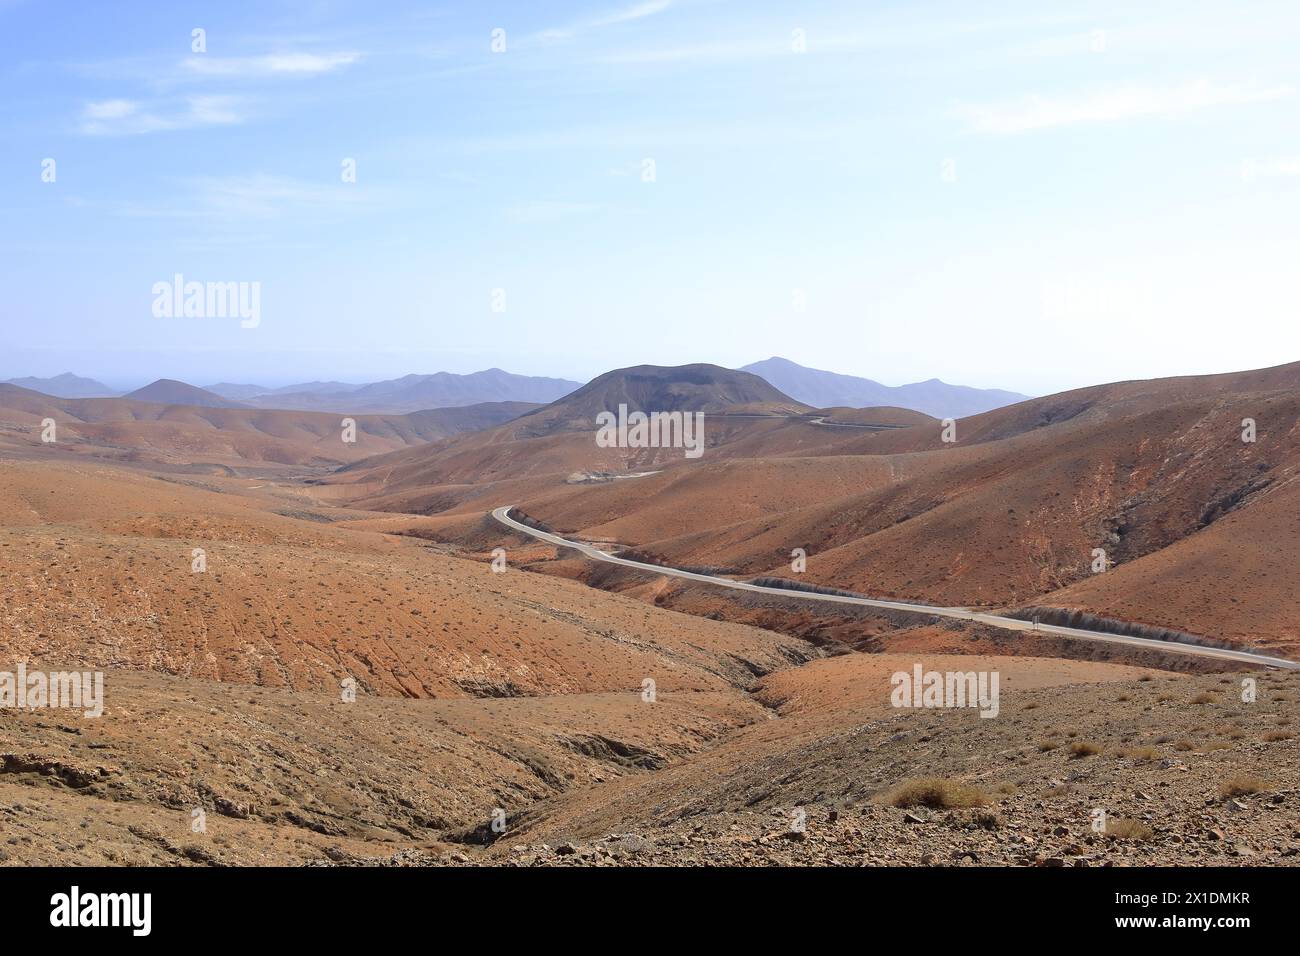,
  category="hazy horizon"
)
[8,350,1300,399]
[3,353,1033,395]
